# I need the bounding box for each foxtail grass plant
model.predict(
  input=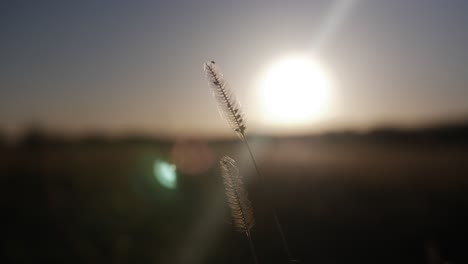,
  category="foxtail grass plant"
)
[220,156,258,264]
[204,61,299,263]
